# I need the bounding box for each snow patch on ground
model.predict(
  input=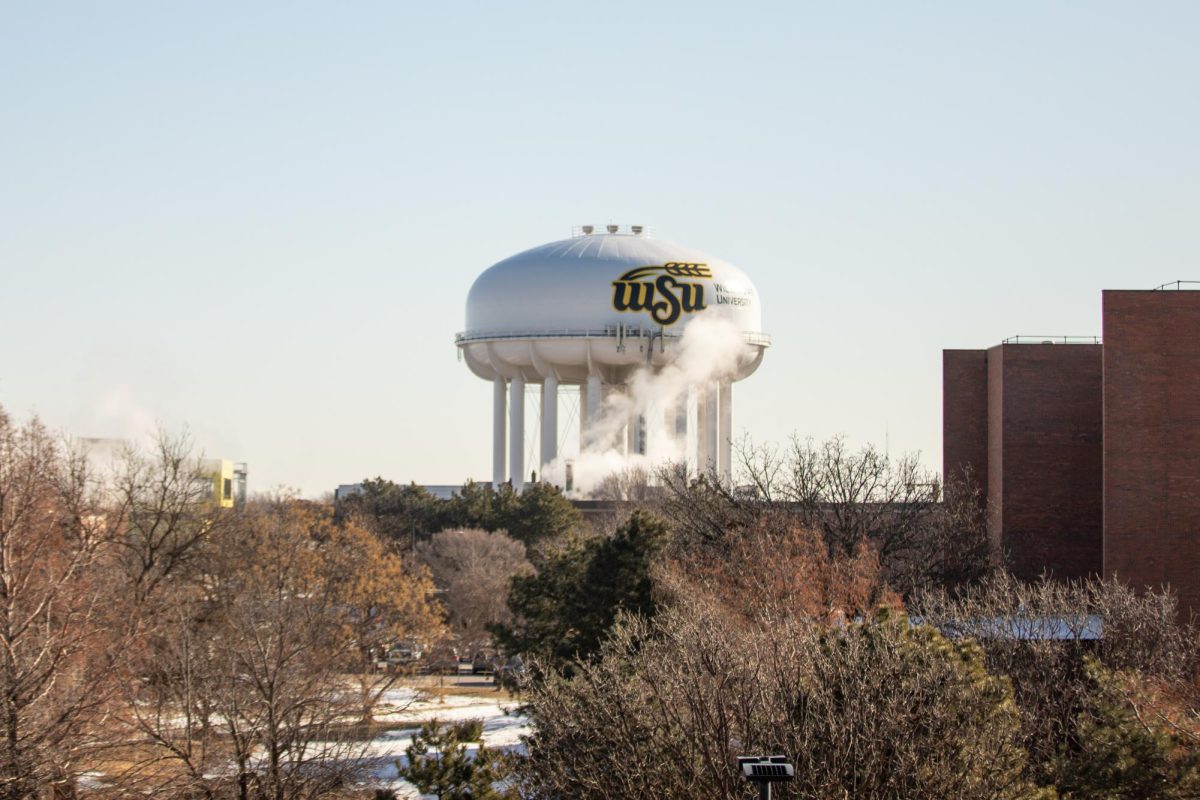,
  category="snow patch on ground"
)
[348,689,530,795]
